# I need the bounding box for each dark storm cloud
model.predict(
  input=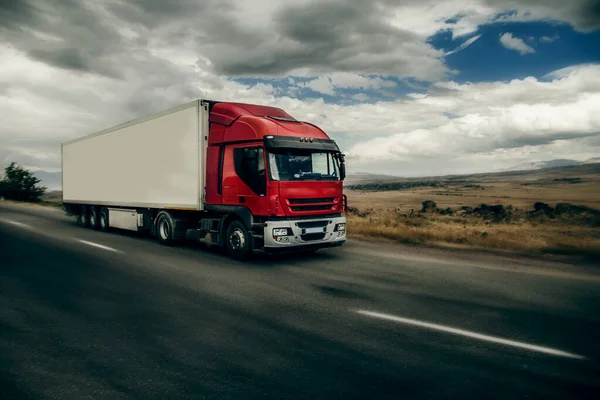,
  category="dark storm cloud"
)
[204,0,445,80]
[578,0,600,30]
[0,0,38,28]
[0,0,127,77]
[29,47,89,74]
[105,0,229,29]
